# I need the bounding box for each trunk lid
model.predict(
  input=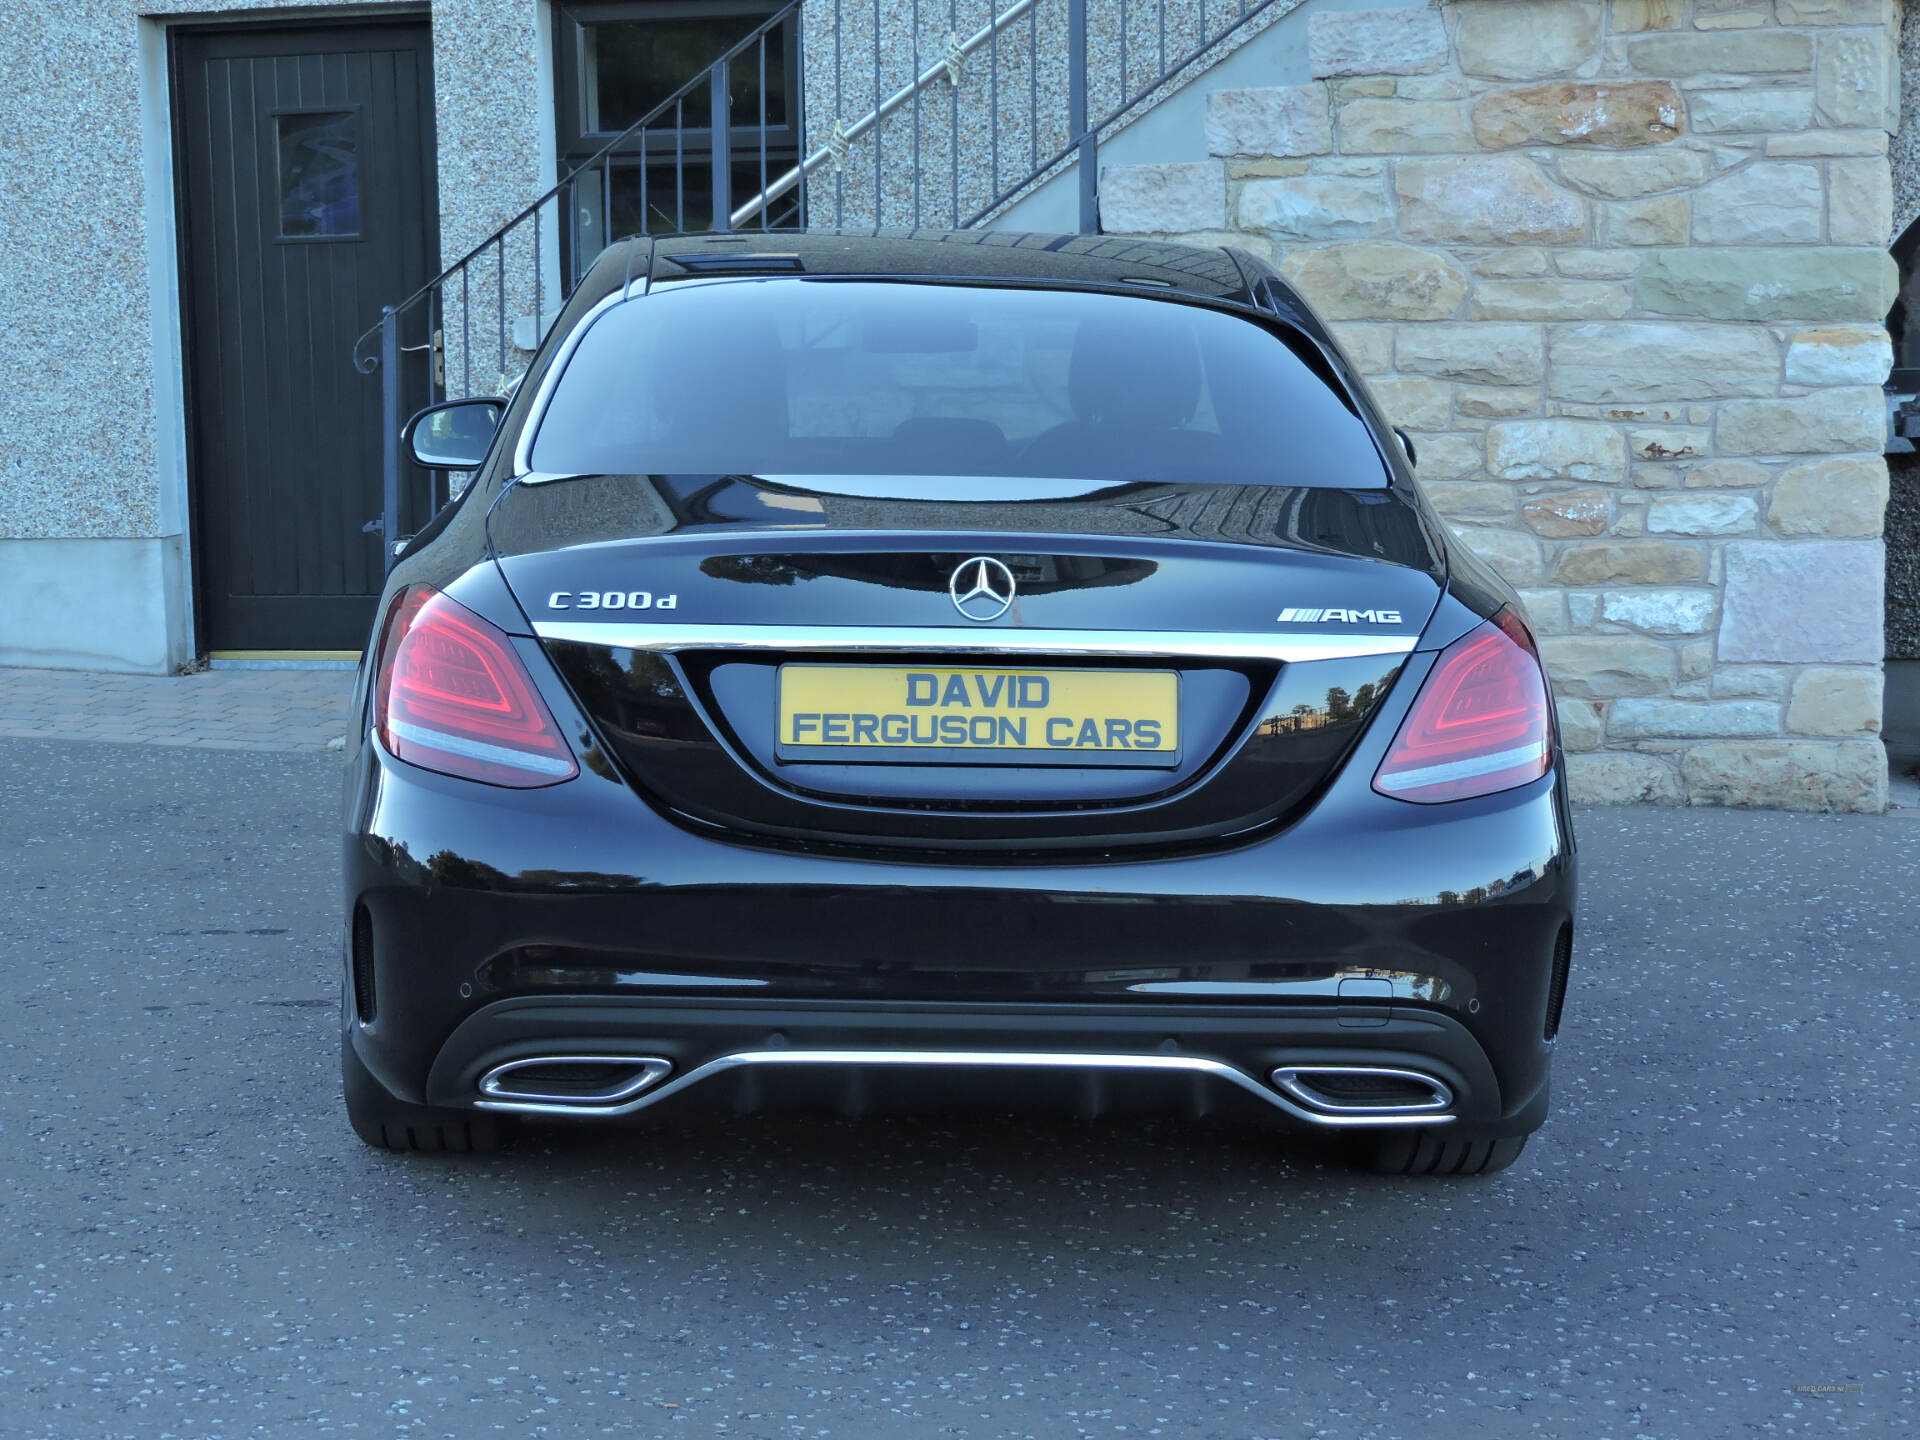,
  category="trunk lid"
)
[490,475,1441,856]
